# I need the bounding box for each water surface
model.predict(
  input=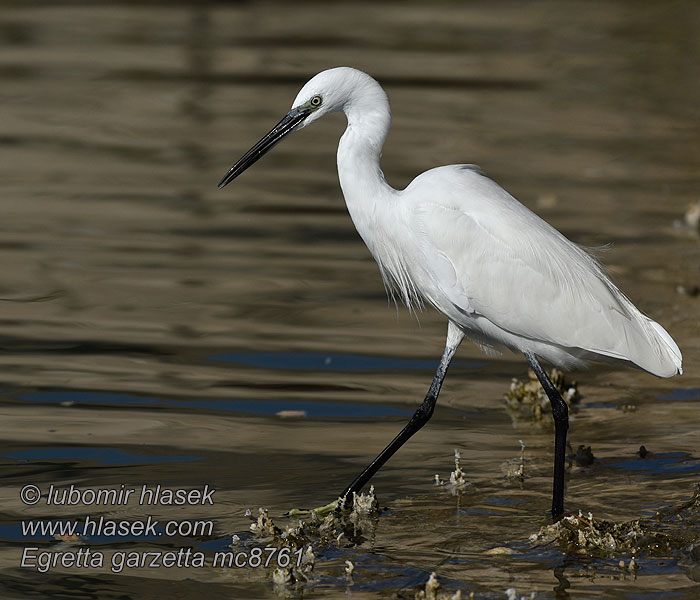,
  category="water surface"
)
[0,1,699,598]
